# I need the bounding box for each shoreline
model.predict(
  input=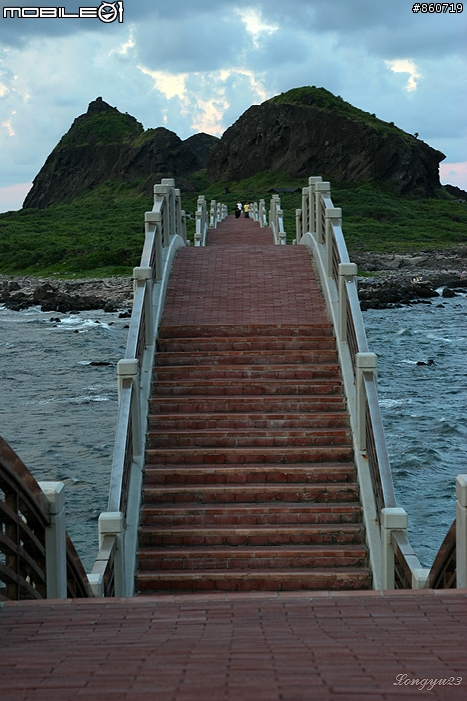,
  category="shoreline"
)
[1,246,467,312]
